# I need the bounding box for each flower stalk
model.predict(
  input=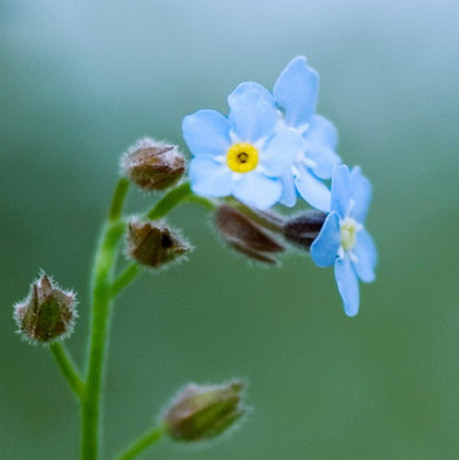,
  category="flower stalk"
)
[81,178,129,460]
[114,424,166,460]
[49,342,84,398]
